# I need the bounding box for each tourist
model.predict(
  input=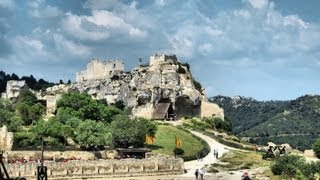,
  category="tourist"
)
[216,150,219,159]
[242,172,251,180]
[194,169,199,179]
[213,149,216,157]
[199,168,205,180]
